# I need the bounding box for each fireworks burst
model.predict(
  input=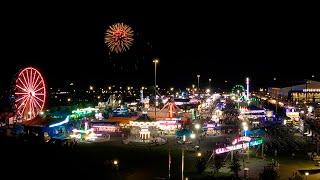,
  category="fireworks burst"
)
[105,23,134,53]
